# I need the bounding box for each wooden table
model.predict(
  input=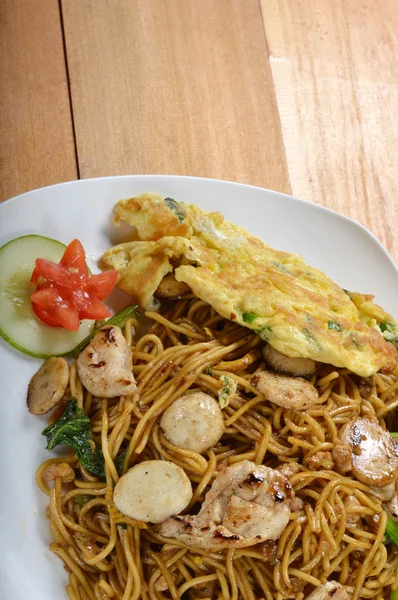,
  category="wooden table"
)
[1,1,397,262]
